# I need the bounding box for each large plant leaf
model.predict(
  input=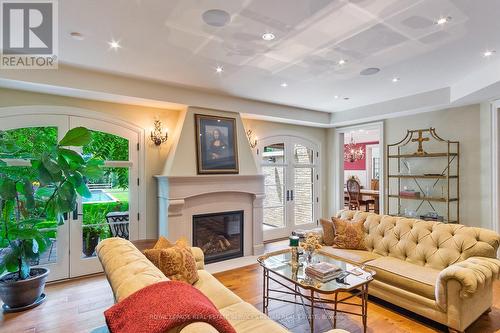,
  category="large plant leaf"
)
[76,182,92,198]
[59,127,91,147]
[80,159,104,178]
[35,162,54,187]
[0,178,16,200]
[41,153,61,175]
[58,148,85,165]
[35,187,55,199]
